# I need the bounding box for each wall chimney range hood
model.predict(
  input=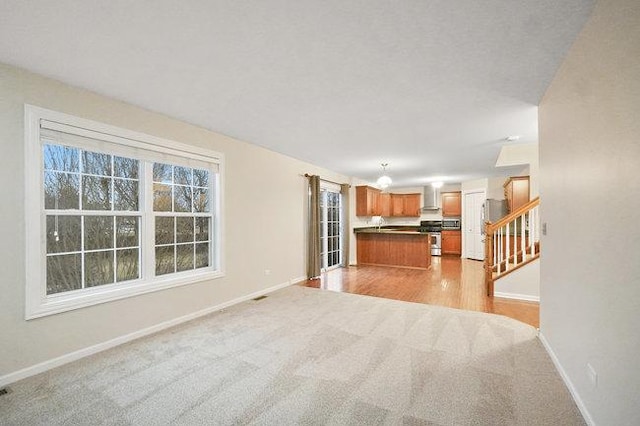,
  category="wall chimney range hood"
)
[421,186,440,211]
